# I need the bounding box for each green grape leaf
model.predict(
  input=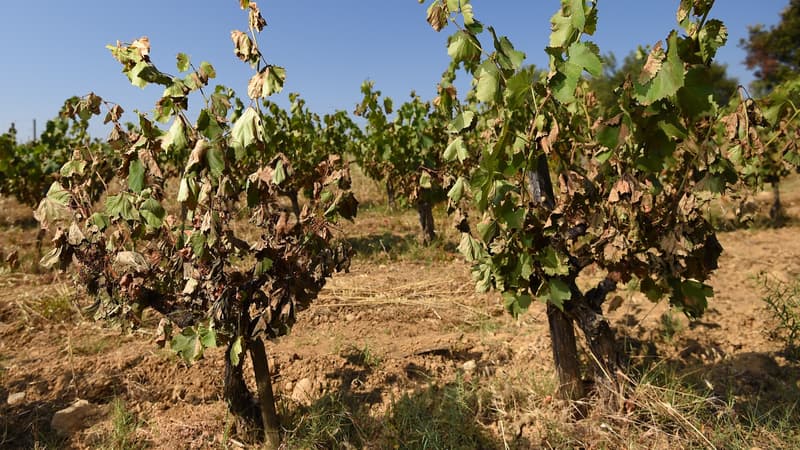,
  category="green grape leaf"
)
[199,324,217,348]
[552,41,601,103]
[641,277,665,302]
[519,253,534,280]
[229,336,244,366]
[597,124,620,150]
[163,79,187,98]
[542,278,572,311]
[140,198,165,229]
[505,67,536,107]
[128,159,145,193]
[447,177,466,202]
[197,109,224,140]
[89,213,111,231]
[189,231,207,259]
[177,177,198,207]
[497,202,525,229]
[567,41,602,77]
[503,291,532,318]
[461,2,475,25]
[449,111,475,133]
[419,171,433,189]
[537,247,570,276]
[206,146,225,179]
[549,0,588,48]
[476,219,498,243]
[272,159,286,185]
[130,61,171,88]
[176,52,190,72]
[60,160,87,178]
[200,61,216,80]
[444,137,468,162]
[493,34,526,71]
[231,107,261,160]
[171,324,217,364]
[475,60,500,103]
[248,66,286,99]
[458,233,485,262]
[448,31,481,64]
[105,193,139,221]
[678,279,713,318]
[698,19,727,63]
[255,257,274,276]
[634,31,685,105]
[162,118,189,153]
